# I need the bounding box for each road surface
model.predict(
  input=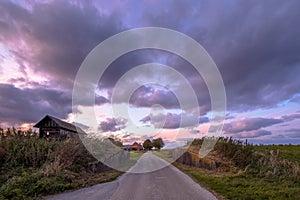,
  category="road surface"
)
[48,152,218,200]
